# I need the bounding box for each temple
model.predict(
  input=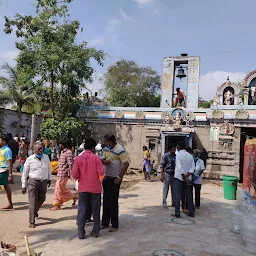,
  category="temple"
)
[78,54,256,181]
